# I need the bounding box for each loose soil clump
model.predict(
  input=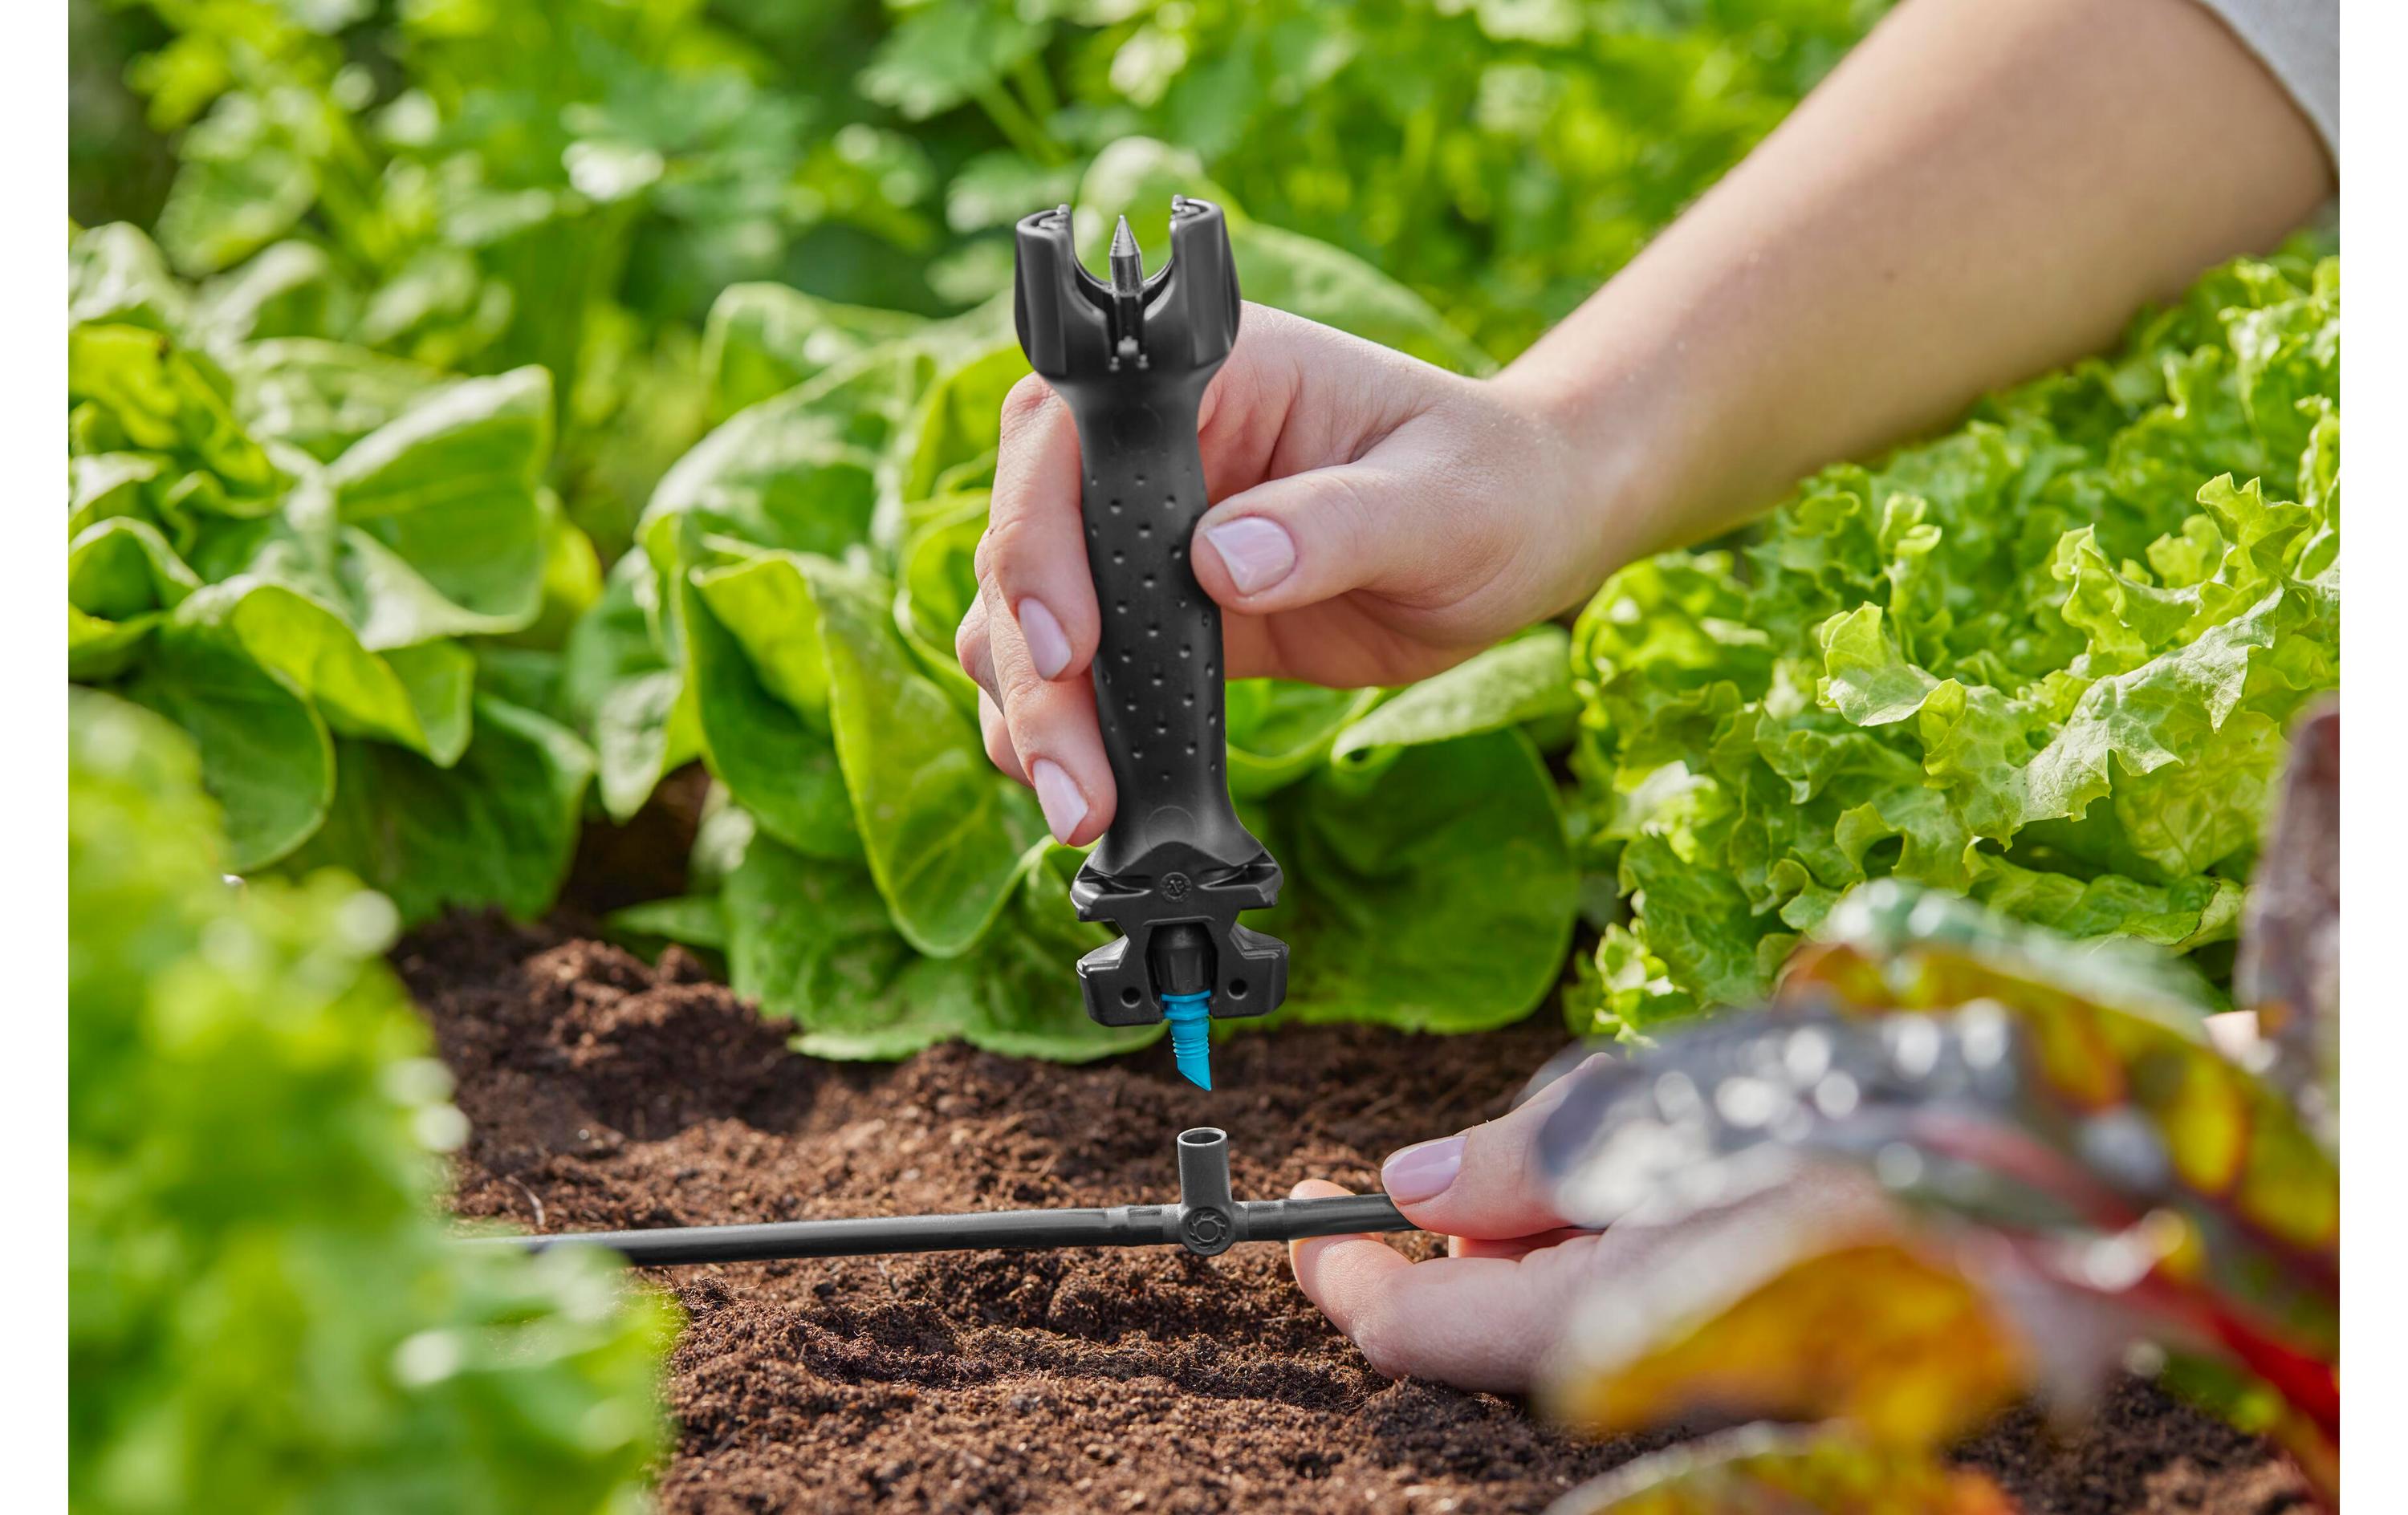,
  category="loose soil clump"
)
[405,913,2312,1515]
